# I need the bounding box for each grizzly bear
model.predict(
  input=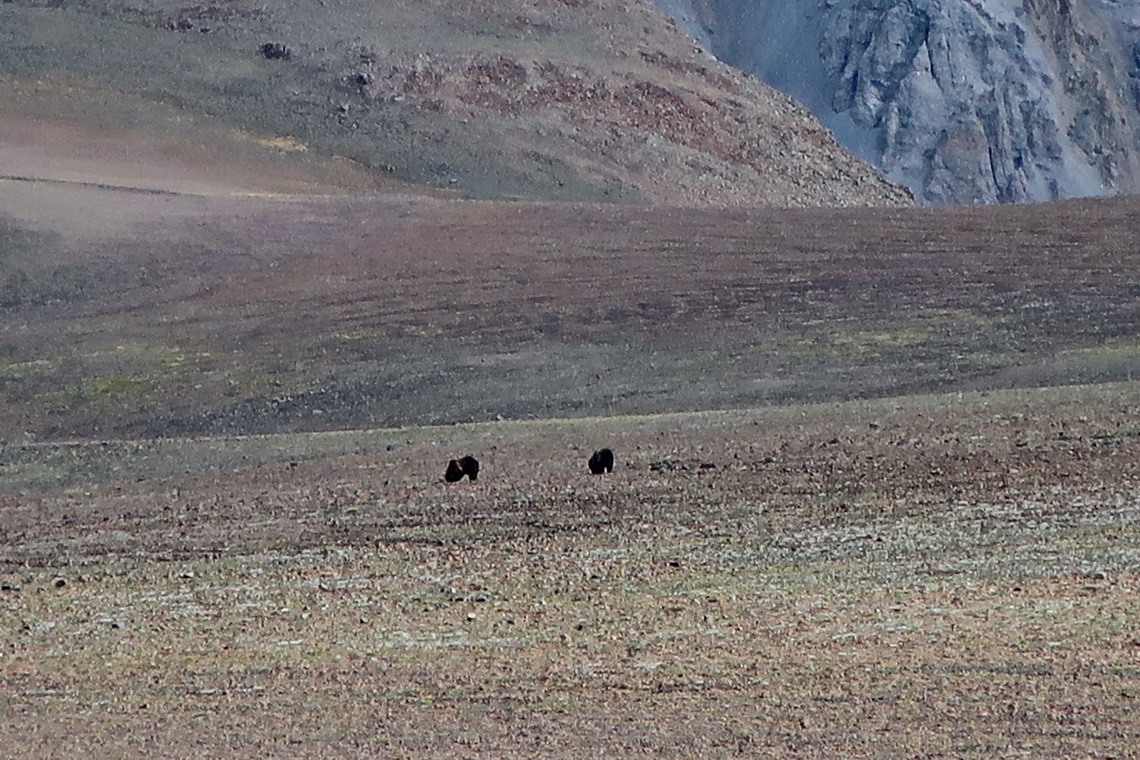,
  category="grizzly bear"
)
[588,448,614,474]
